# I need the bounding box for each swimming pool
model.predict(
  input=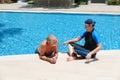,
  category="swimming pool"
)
[0,11,120,56]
